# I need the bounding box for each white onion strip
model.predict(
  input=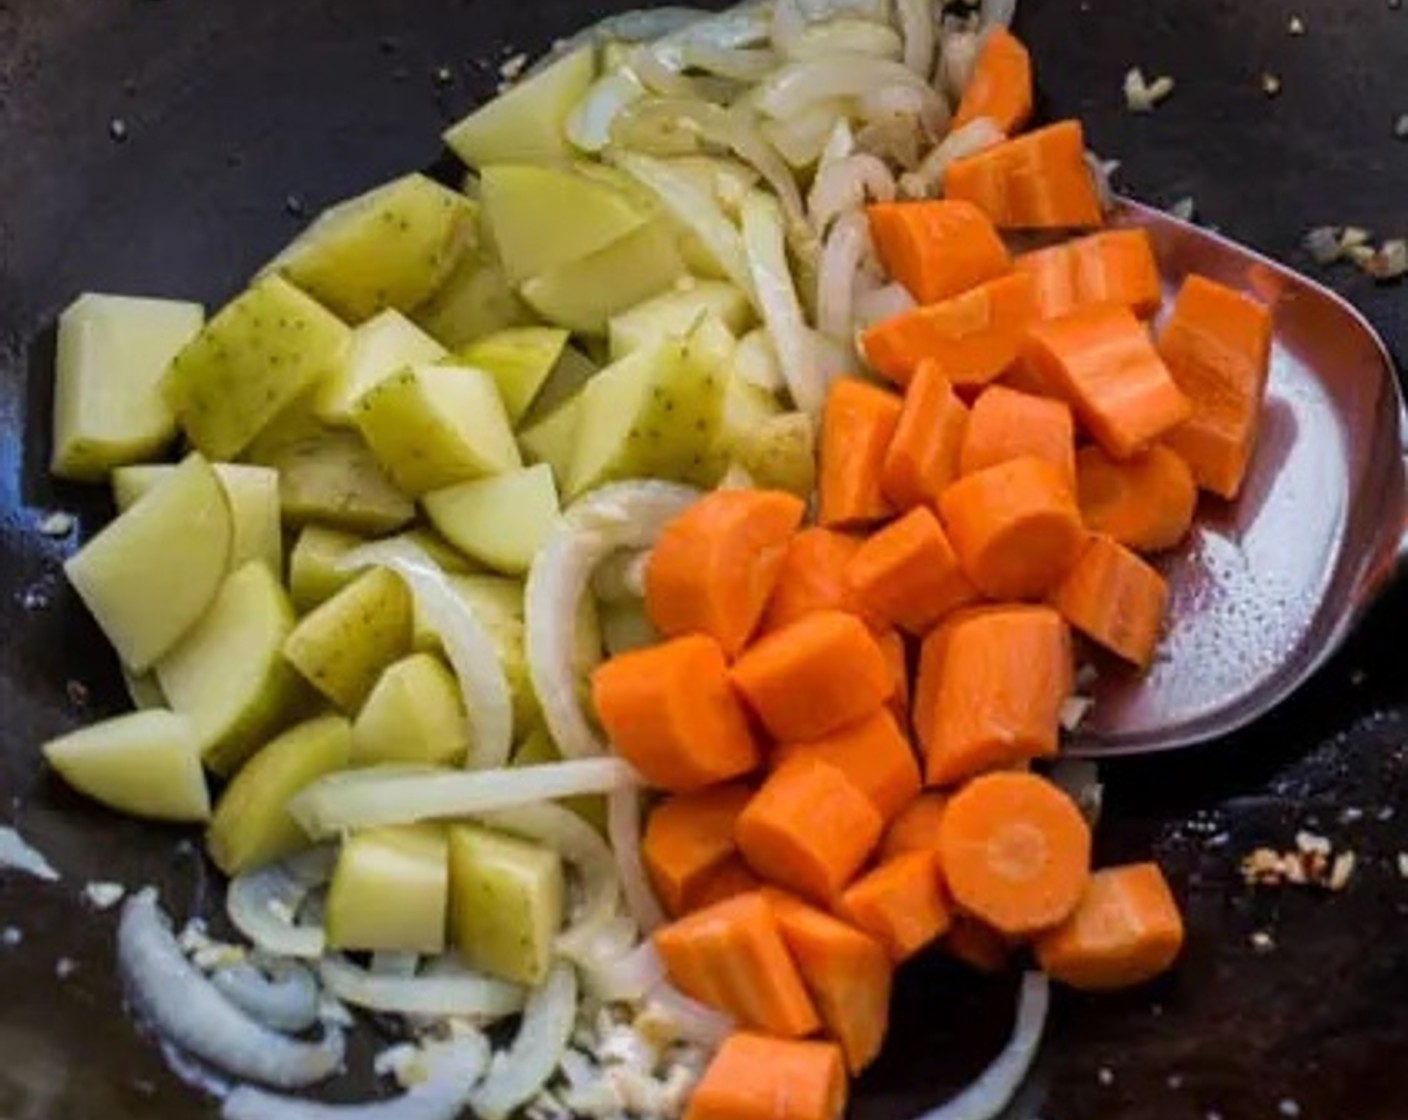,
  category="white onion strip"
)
[900,116,1005,199]
[211,960,321,1035]
[318,955,524,1020]
[584,940,666,1004]
[898,0,937,75]
[755,56,944,126]
[854,280,917,329]
[608,788,668,934]
[817,210,873,344]
[646,983,736,1049]
[808,153,895,231]
[469,963,579,1120]
[226,852,333,960]
[680,42,779,81]
[785,20,904,61]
